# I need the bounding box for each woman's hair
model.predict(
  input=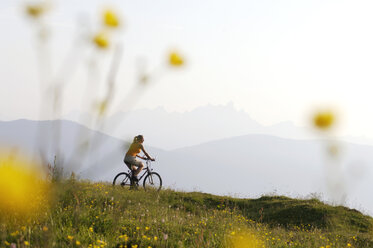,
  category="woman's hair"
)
[133,135,144,143]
